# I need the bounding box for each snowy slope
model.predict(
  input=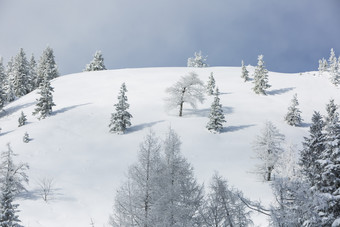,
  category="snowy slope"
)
[0,67,339,227]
